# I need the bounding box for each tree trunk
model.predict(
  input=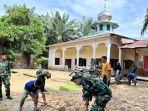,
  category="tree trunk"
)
[57,35,62,43]
[22,52,31,68]
[0,39,6,54]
